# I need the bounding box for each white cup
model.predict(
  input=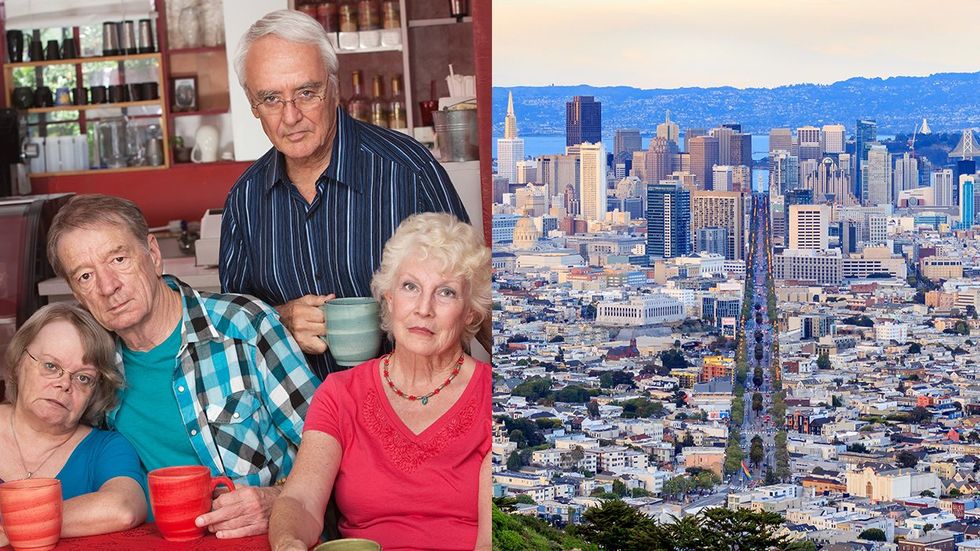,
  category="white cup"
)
[191,125,218,163]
